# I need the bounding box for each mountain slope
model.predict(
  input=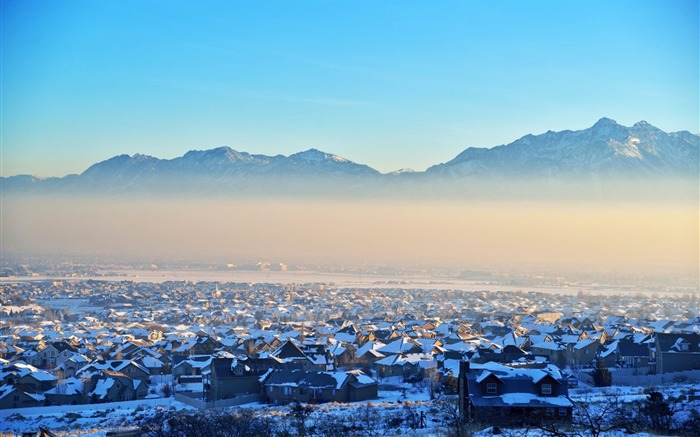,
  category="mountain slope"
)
[426,118,699,177]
